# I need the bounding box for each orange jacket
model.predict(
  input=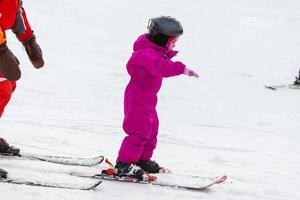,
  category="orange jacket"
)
[0,0,33,44]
